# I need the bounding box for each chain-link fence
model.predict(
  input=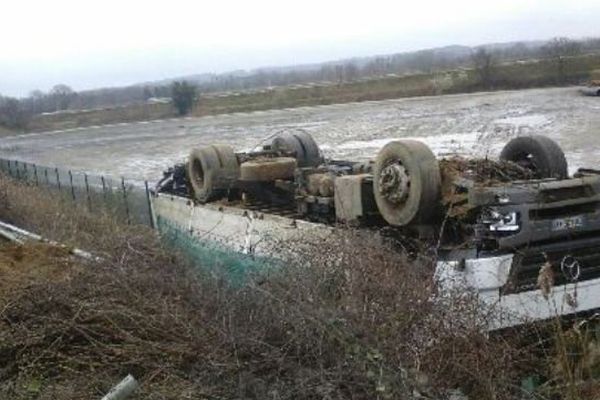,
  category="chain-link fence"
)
[0,158,154,228]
